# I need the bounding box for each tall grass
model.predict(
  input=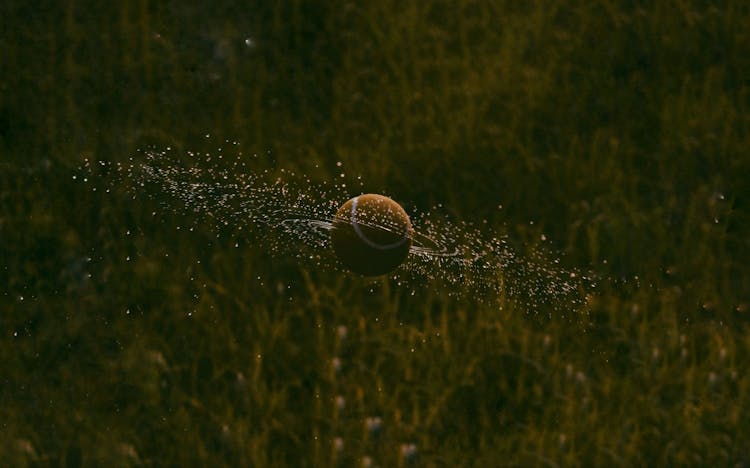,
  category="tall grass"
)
[1,0,748,465]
